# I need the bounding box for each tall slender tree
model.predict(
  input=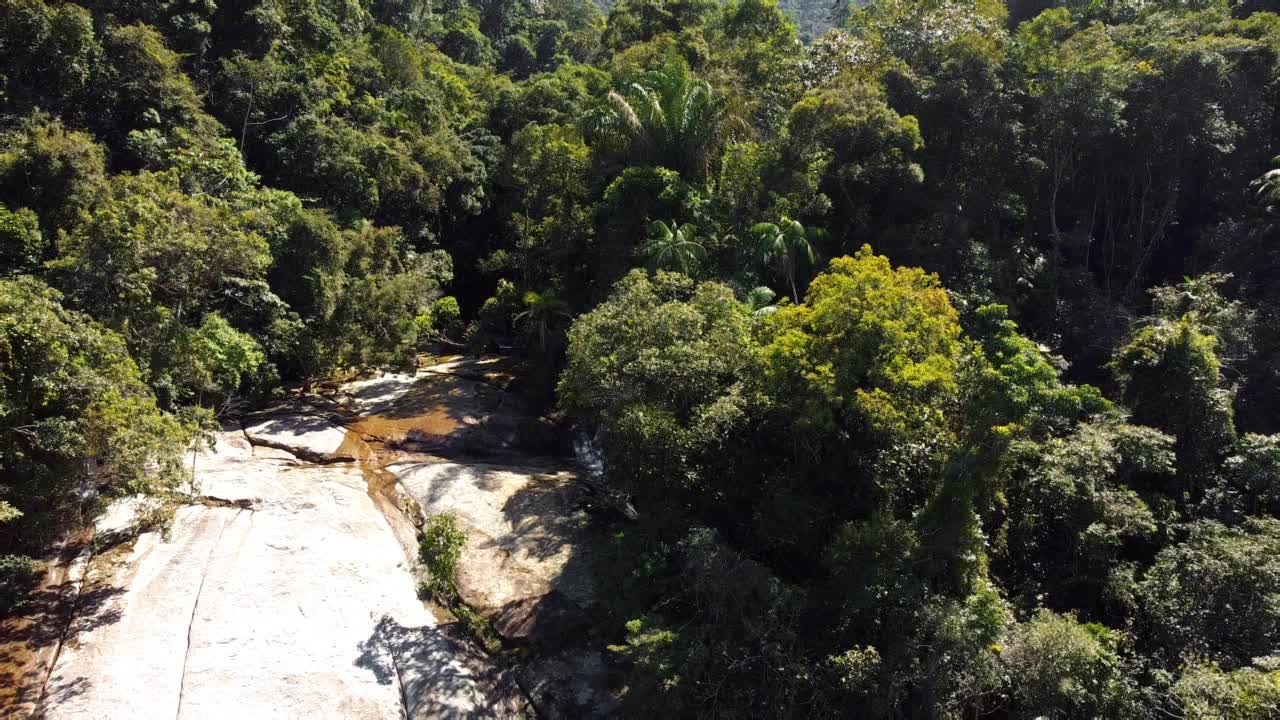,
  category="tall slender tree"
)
[642,220,705,274]
[750,216,822,302]
[588,54,739,182]
[515,289,573,353]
